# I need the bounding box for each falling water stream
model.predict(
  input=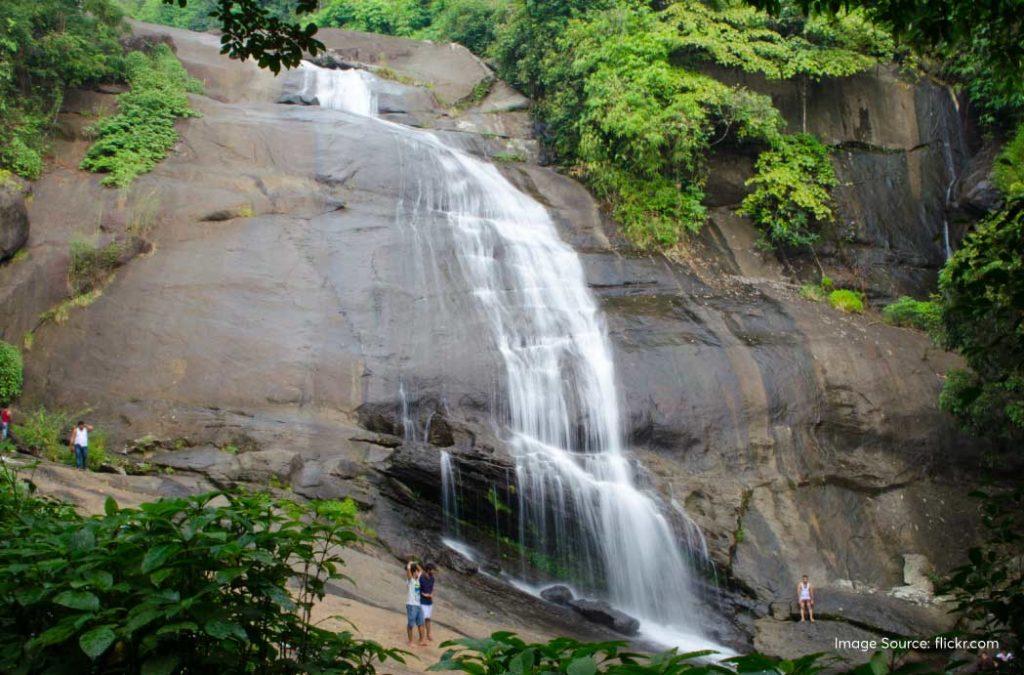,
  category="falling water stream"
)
[297,63,713,649]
